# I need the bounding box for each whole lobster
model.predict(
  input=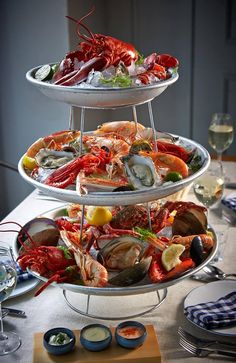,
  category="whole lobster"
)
[53,7,139,86]
[0,221,78,296]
